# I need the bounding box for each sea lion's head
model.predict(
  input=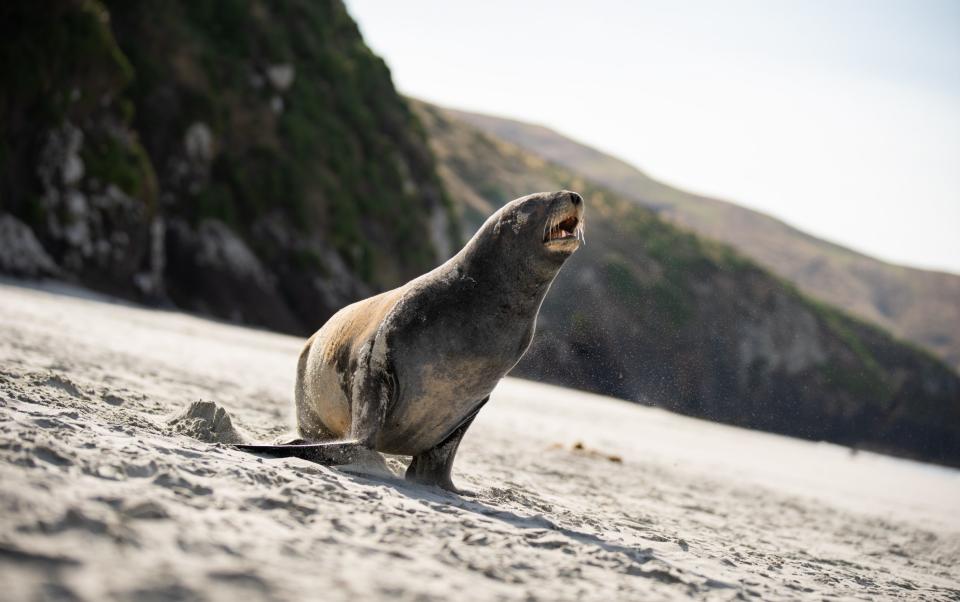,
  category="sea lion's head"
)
[462,190,585,287]
[491,190,585,260]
